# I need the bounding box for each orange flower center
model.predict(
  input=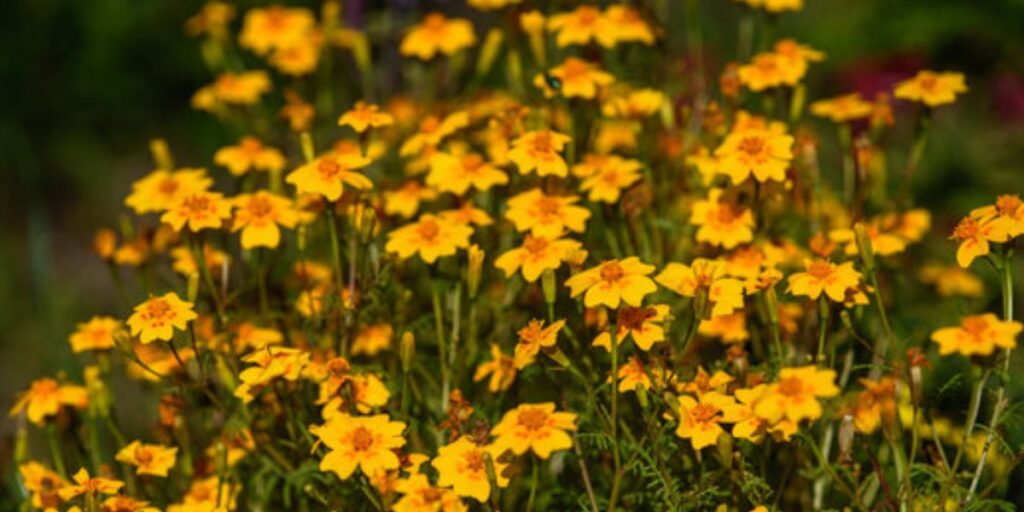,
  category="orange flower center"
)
[350,426,375,451]
[961,316,989,338]
[464,450,486,473]
[523,235,550,254]
[777,376,804,396]
[617,306,656,331]
[535,196,562,216]
[600,261,625,282]
[420,486,443,503]
[806,260,835,280]
[245,196,274,219]
[951,217,979,241]
[416,218,441,240]
[689,403,720,424]
[181,194,213,215]
[461,154,484,172]
[240,137,263,154]
[158,178,179,196]
[917,73,938,91]
[135,446,154,466]
[516,408,550,431]
[531,132,554,153]
[738,135,767,157]
[517,320,546,346]
[574,6,600,26]
[996,195,1022,216]
[715,203,743,224]
[145,299,174,322]
[422,13,447,33]
[317,158,343,179]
